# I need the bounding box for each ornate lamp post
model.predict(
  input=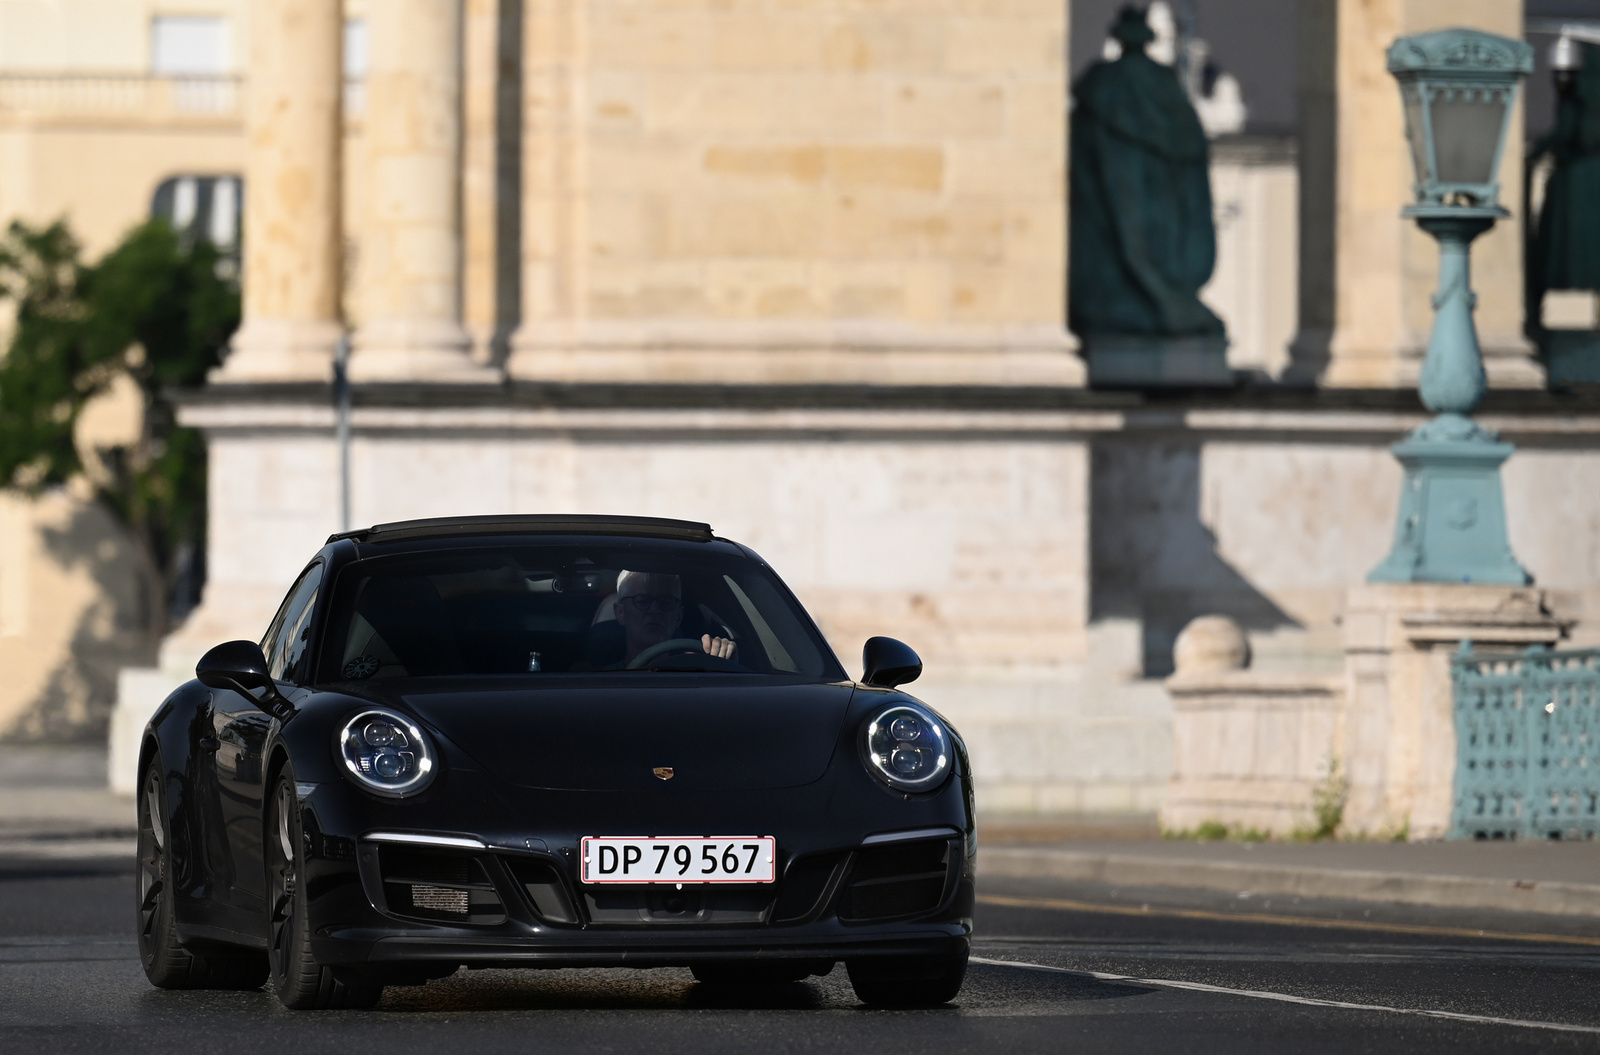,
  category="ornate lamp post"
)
[1370,29,1535,585]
